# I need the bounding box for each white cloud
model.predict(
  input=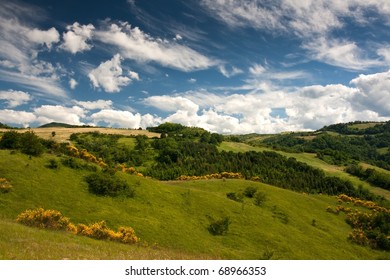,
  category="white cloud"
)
[174,34,183,41]
[129,70,140,81]
[73,99,113,110]
[140,68,390,134]
[303,37,382,70]
[248,63,309,81]
[69,78,78,89]
[188,78,197,83]
[0,89,31,108]
[350,70,390,115]
[219,65,243,78]
[34,105,85,125]
[90,109,141,128]
[26,27,60,49]
[95,22,218,71]
[378,47,390,64]
[0,2,67,99]
[201,0,390,37]
[0,109,36,127]
[88,54,136,93]
[202,0,390,70]
[249,64,266,76]
[60,22,95,54]
[143,95,199,114]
